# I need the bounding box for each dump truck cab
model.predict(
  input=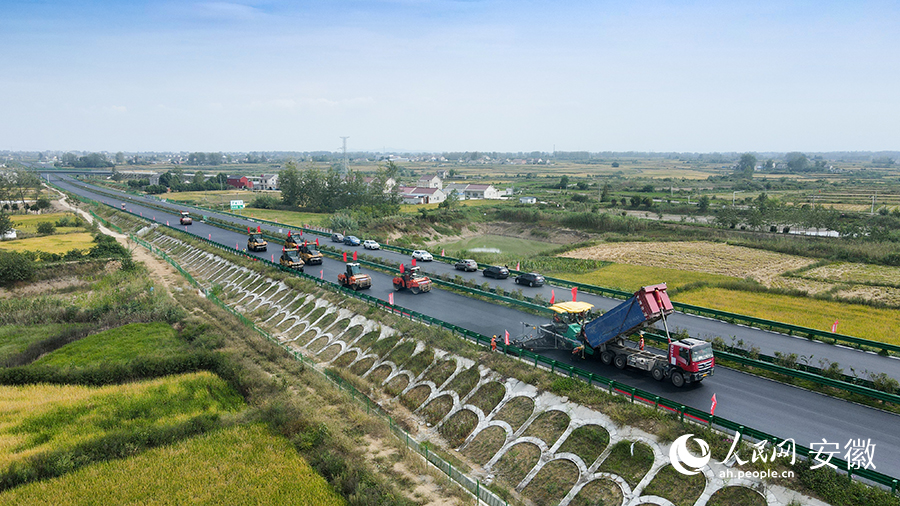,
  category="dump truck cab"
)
[668,338,715,385]
[279,249,304,271]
